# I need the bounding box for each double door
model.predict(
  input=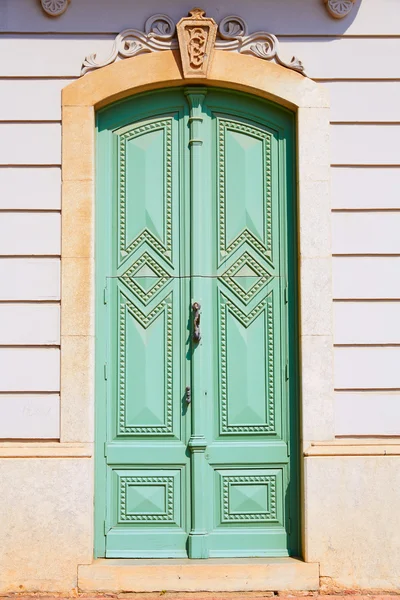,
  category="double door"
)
[96,87,298,558]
